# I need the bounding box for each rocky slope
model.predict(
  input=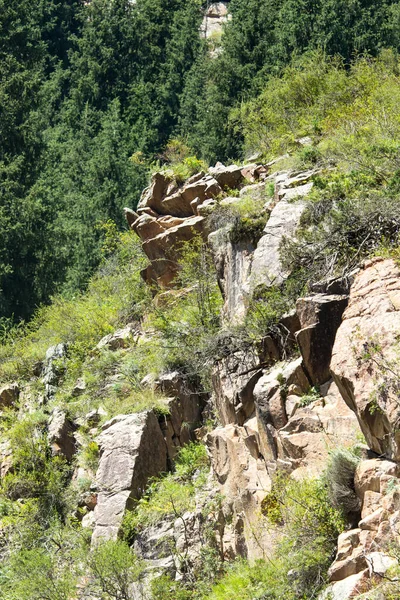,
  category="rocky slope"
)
[3,159,400,598]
